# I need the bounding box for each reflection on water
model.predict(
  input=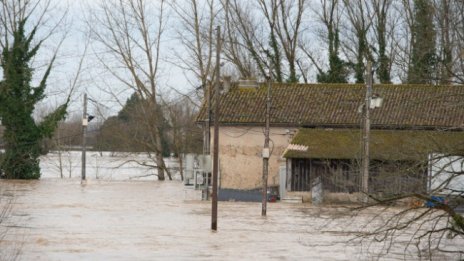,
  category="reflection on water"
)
[0,179,462,260]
